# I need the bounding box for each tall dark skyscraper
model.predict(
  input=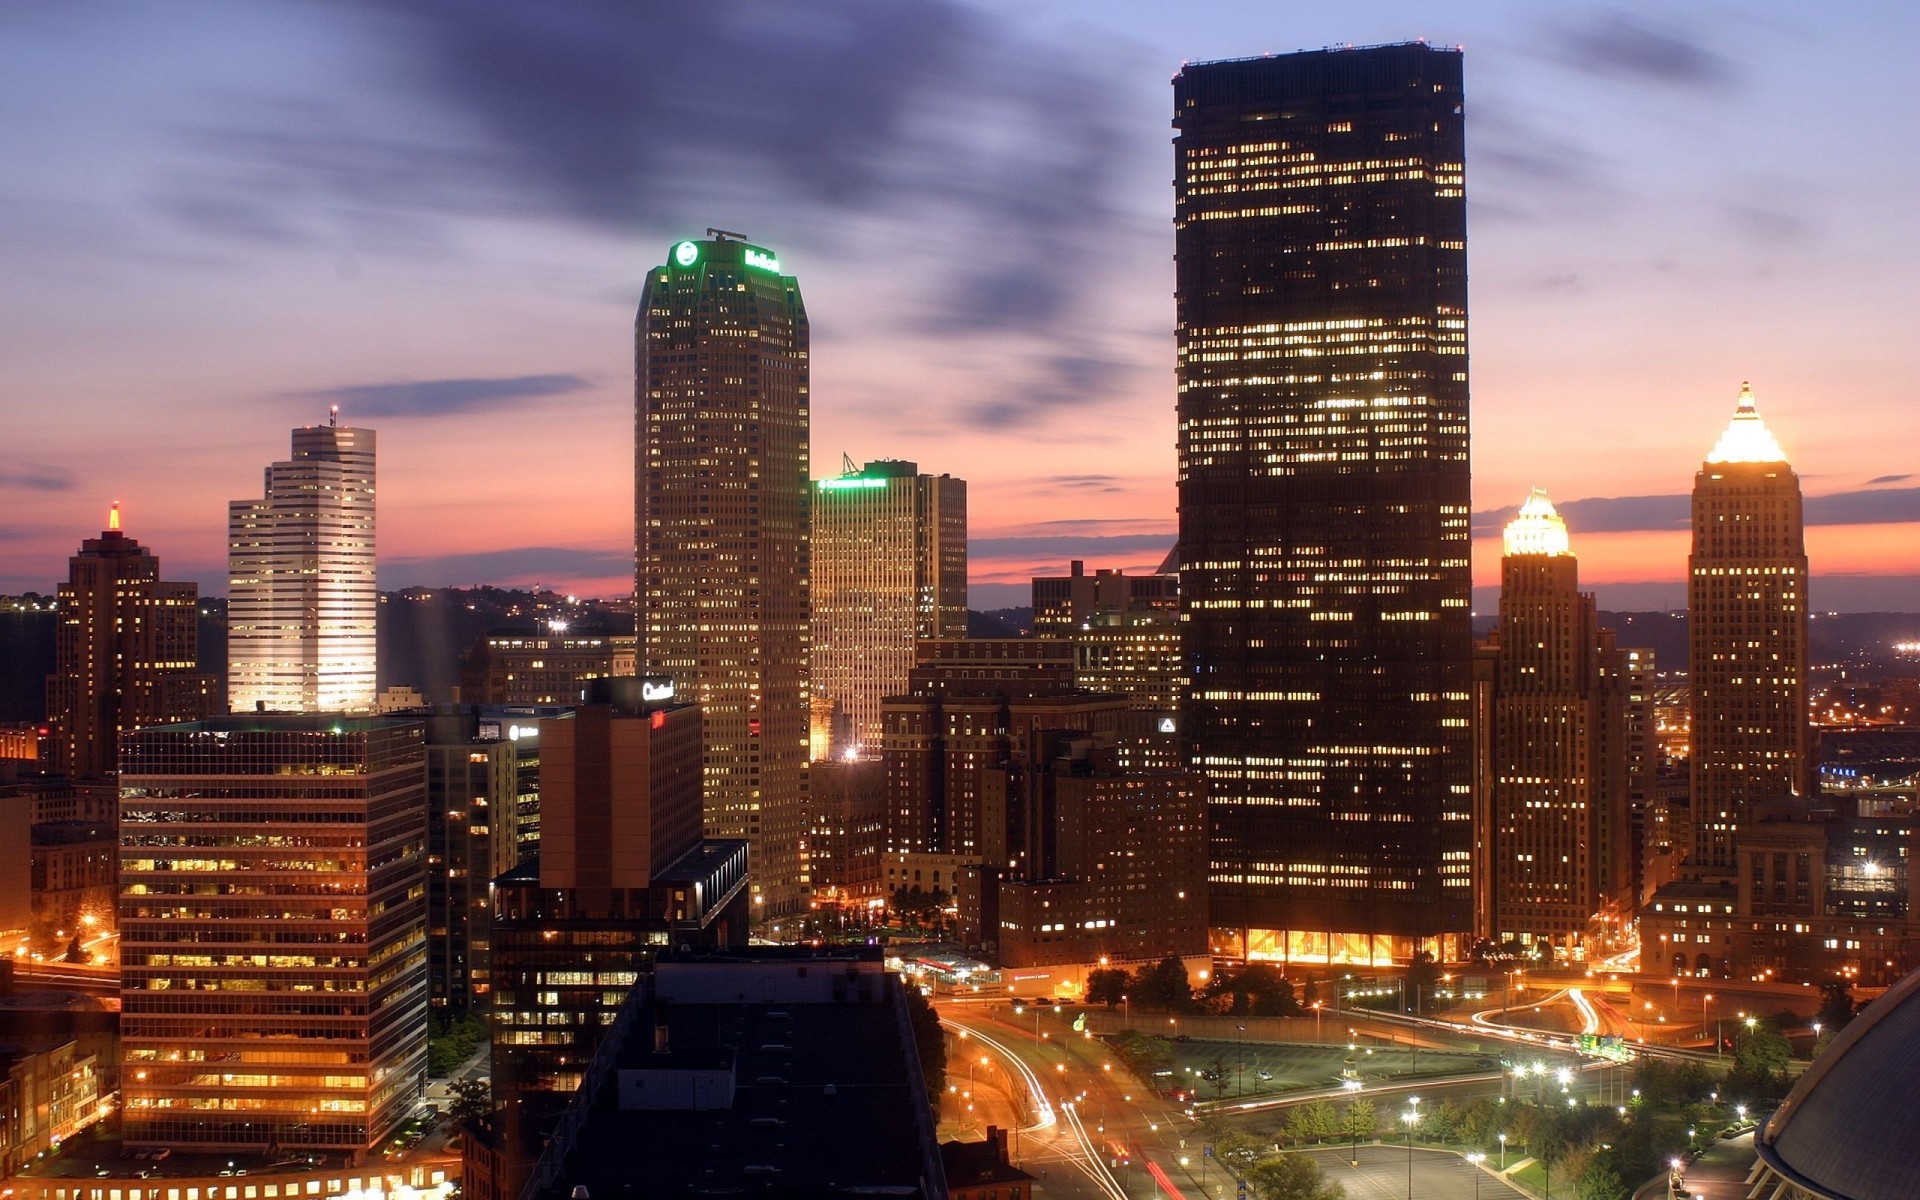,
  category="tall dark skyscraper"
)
[636,234,810,913]
[1688,383,1808,877]
[1173,45,1473,964]
[45,505,212,778]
